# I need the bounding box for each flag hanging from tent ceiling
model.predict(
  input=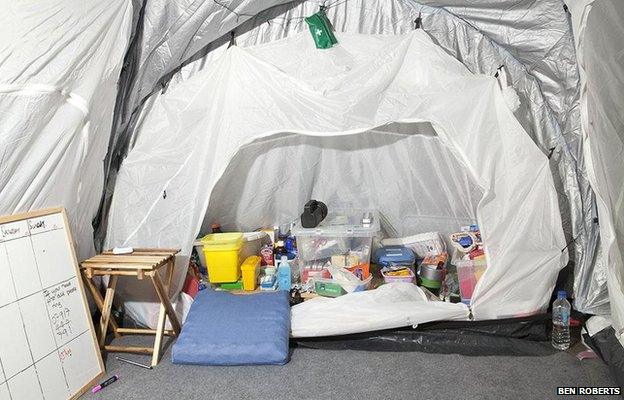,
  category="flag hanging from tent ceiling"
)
[305,9,338,49]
